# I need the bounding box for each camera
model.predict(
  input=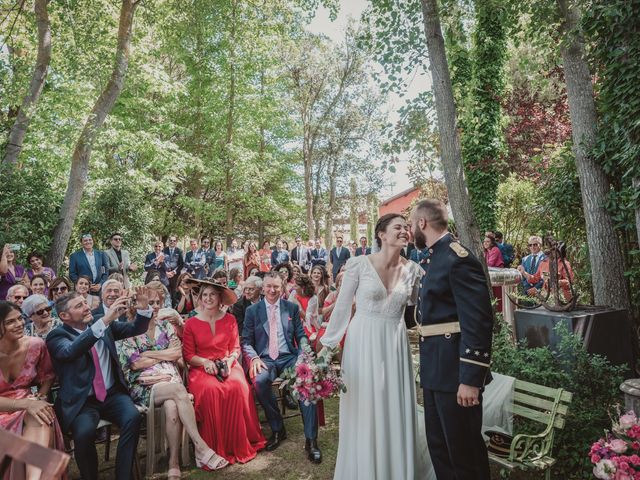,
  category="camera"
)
[213,359,229,382]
